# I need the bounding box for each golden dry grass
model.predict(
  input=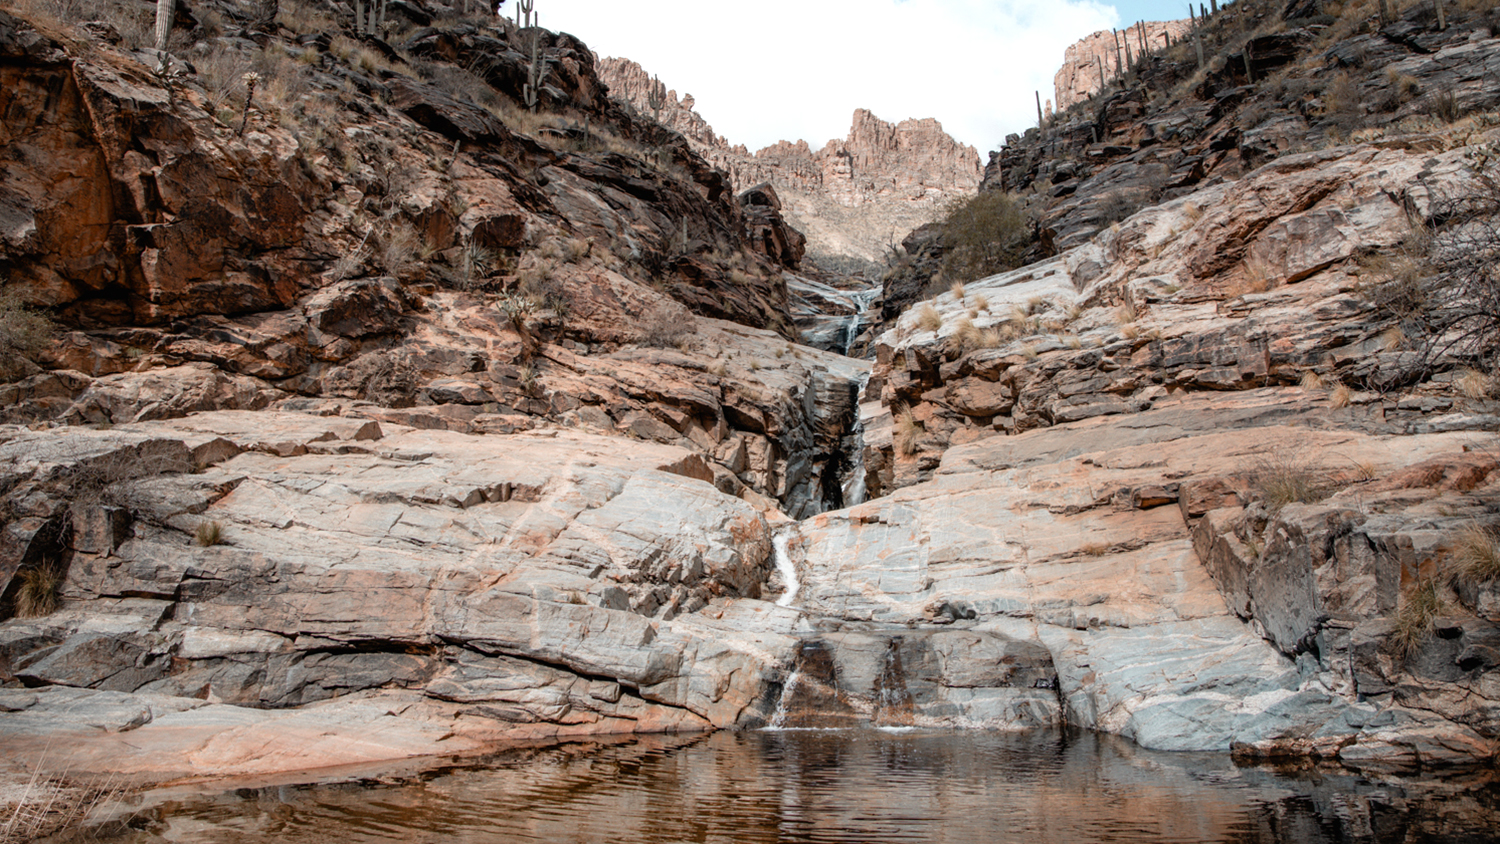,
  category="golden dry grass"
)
[894,406,924,457]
